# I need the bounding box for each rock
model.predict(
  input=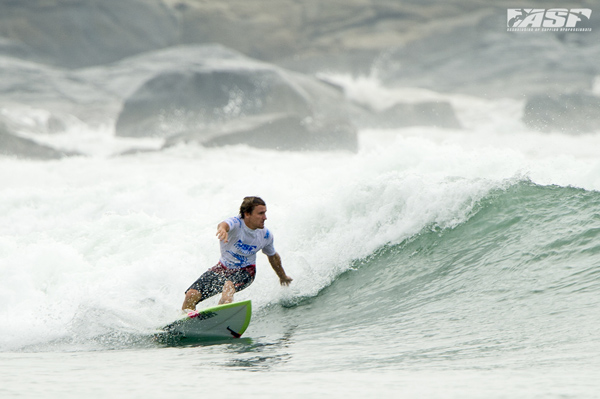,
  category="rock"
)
[0,55,122,129]
[0,43,358,153]
[164,113,357,151]
[523,92,600,133]
[0,0,178,68]
[378,9,600,98]
[0,37,36,60]
[350,100,461,130]
[2,0,598,101]
[46,114,68,134]
[0,46,248,130]
[375,101,461,129]
[0,121,78,159]
[115,69,310,138]
[115,47,358,151]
